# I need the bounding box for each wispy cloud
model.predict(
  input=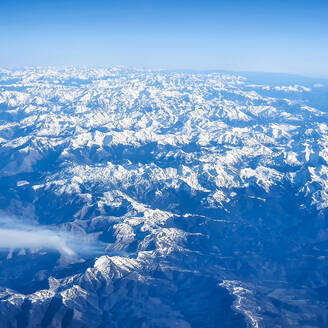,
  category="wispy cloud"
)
[0,217,103,258]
